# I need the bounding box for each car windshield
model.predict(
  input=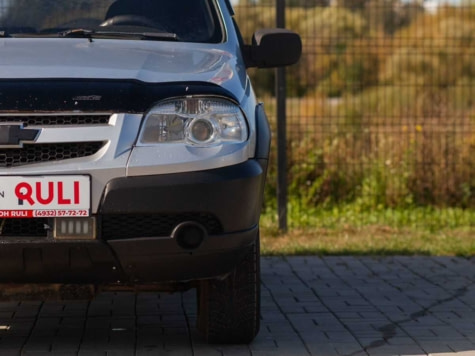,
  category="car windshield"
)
[0,0,223,43]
